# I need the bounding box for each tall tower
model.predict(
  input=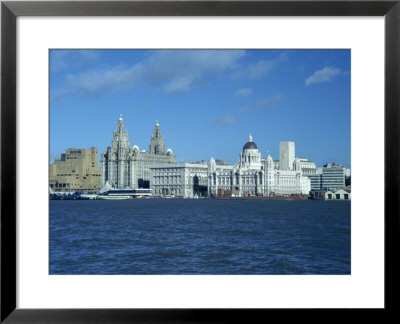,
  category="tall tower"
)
[100,115,132,189]
[111,114,130,152]
[149,120,166,155]
[279,141,295,170]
